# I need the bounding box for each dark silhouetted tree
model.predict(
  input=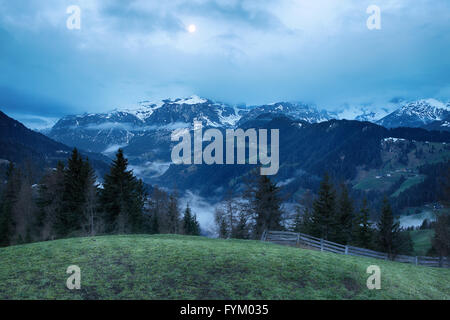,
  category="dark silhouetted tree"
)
[250,175,283,239]
[183,204,200,235]
[99,149,145,234]
[377,197,400,258]
[311,173,337,240]
[336,184,354,244]
[352,198,373,249]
